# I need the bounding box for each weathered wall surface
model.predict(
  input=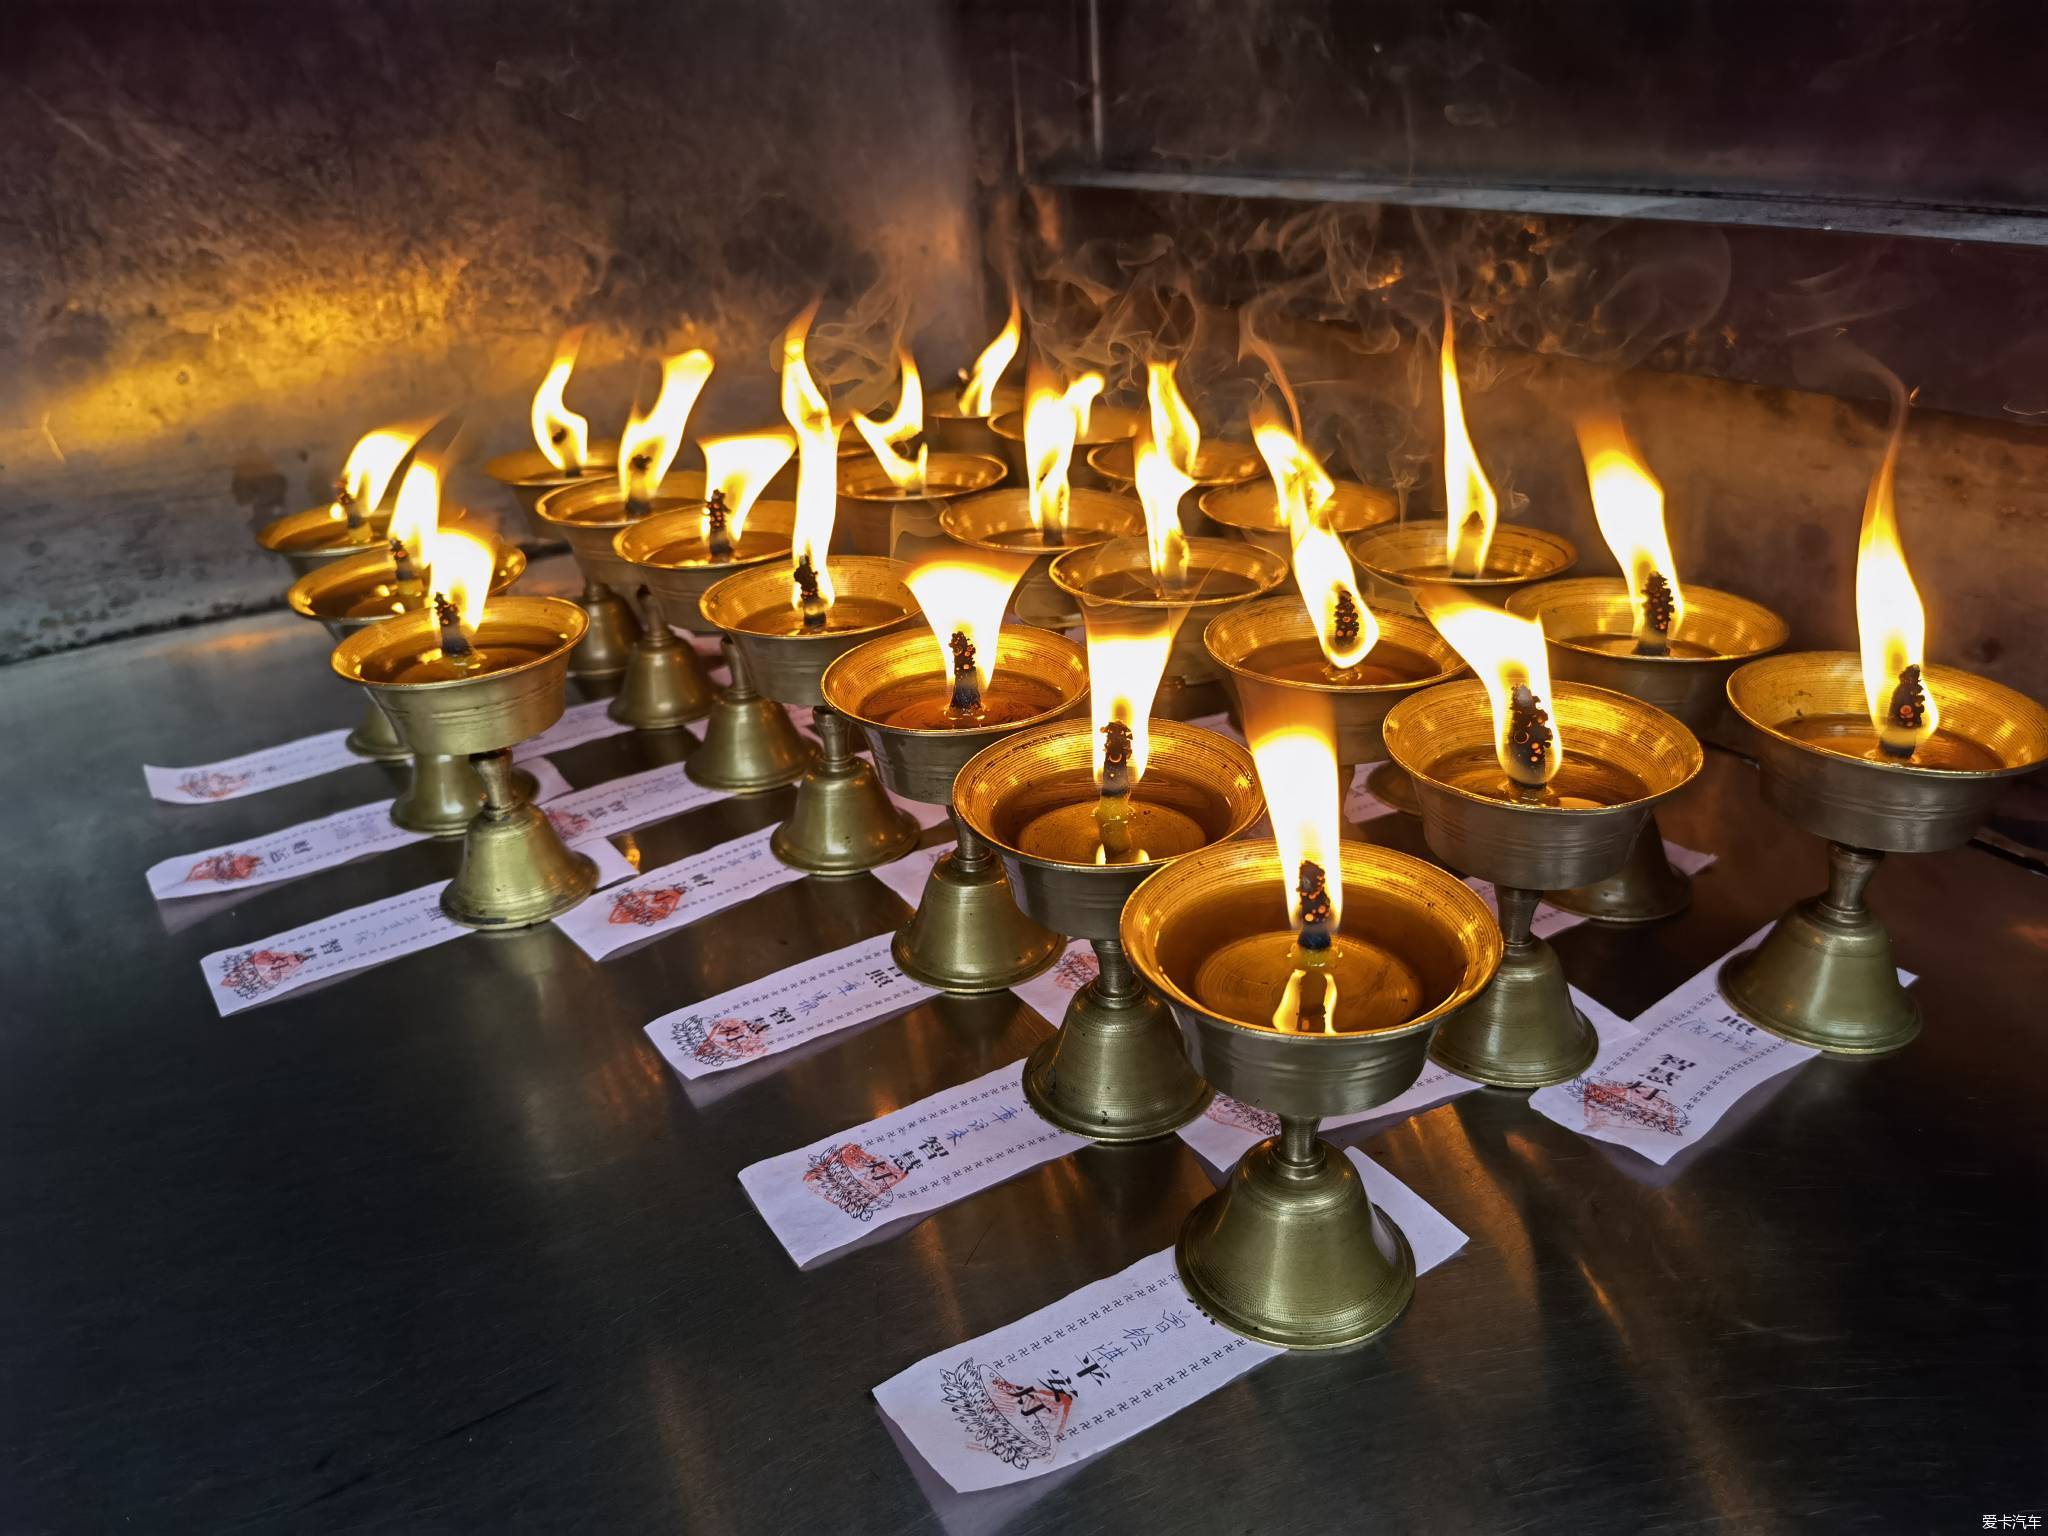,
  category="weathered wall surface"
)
[0,0,989,661]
